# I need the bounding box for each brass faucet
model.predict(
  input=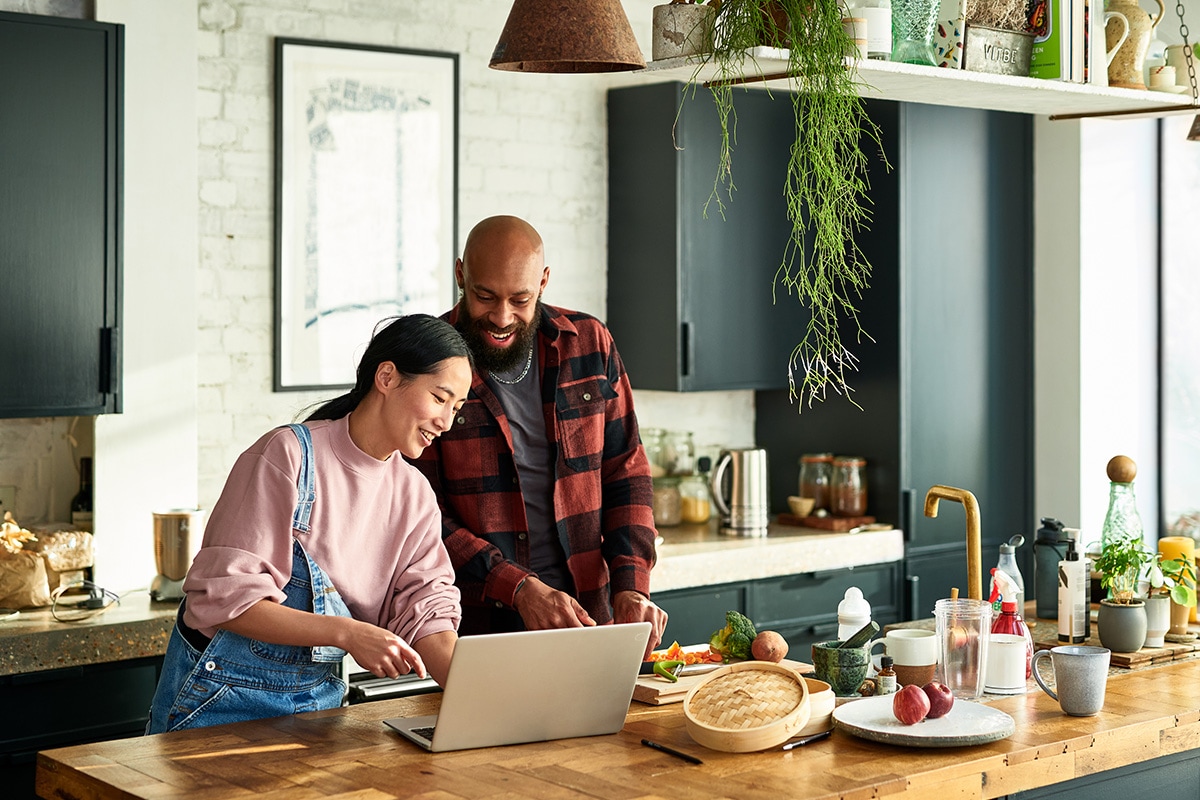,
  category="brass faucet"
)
[923,485,983,600]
